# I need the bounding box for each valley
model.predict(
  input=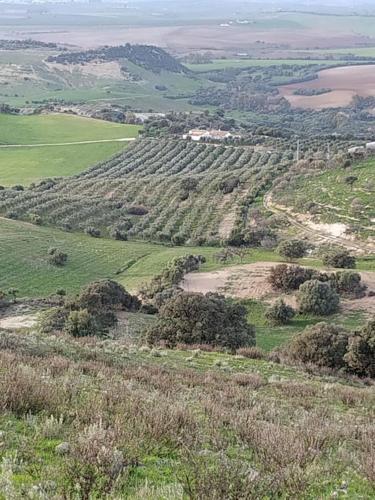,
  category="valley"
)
[0,1,374,498]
